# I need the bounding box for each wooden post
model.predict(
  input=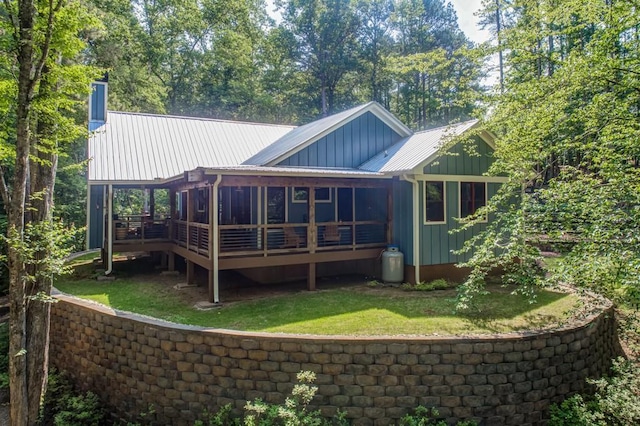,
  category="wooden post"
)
[307,187,317,291]
[308,263,316,291]
[308,186,316,253]
[187,260,194,285]
[169,188,176,240]
[168,252,175,271]
[187,188,194,250]
[149,188,155,219]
